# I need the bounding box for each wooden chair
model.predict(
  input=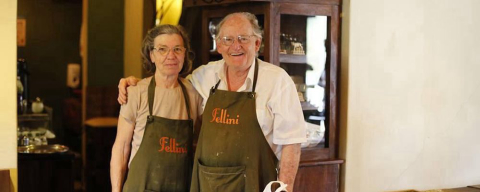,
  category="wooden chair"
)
[82,86,119,192]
